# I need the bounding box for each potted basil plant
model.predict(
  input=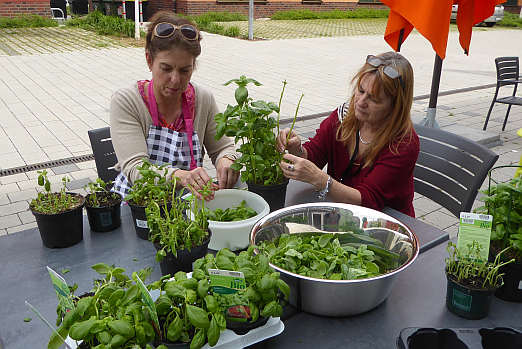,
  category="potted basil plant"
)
[49,263,156,349]
[149,270,226,349]
[125,159,175,240]
[29,170,85,248]
[214,75,303,212]
[146,178,212,276]
[84,178,122,232]
[445,241,514,319]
